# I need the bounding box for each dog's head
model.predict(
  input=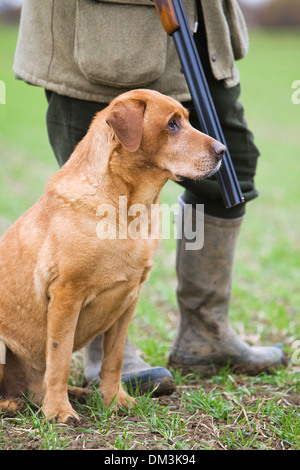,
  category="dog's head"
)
[105,89,225,182]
